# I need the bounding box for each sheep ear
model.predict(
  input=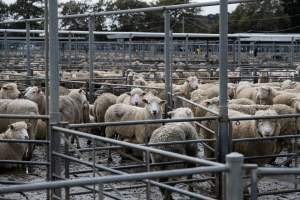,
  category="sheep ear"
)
[27,123,32,128]
[159,100,166,105]
[9,124,14,130]
[142,99,149,104]
[2,86,7,90]
[142,92,146,96]
[126,92,131,95]
[79,88,83,93]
